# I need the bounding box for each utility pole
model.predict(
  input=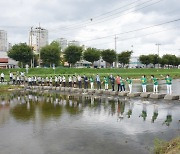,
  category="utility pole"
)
[114,35,118,68]
[156,43,161,68]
